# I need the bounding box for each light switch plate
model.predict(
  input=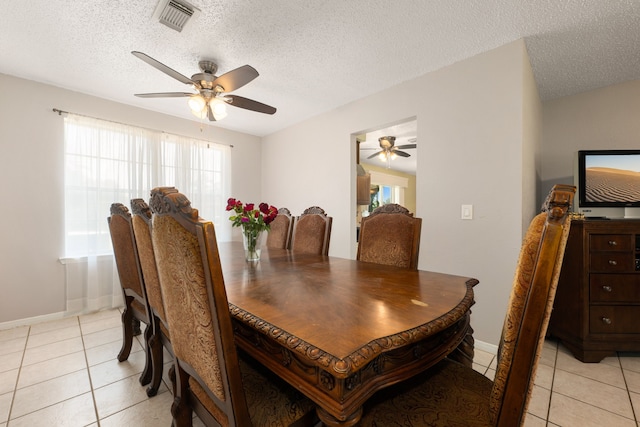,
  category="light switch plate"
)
[461,204,473,220]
